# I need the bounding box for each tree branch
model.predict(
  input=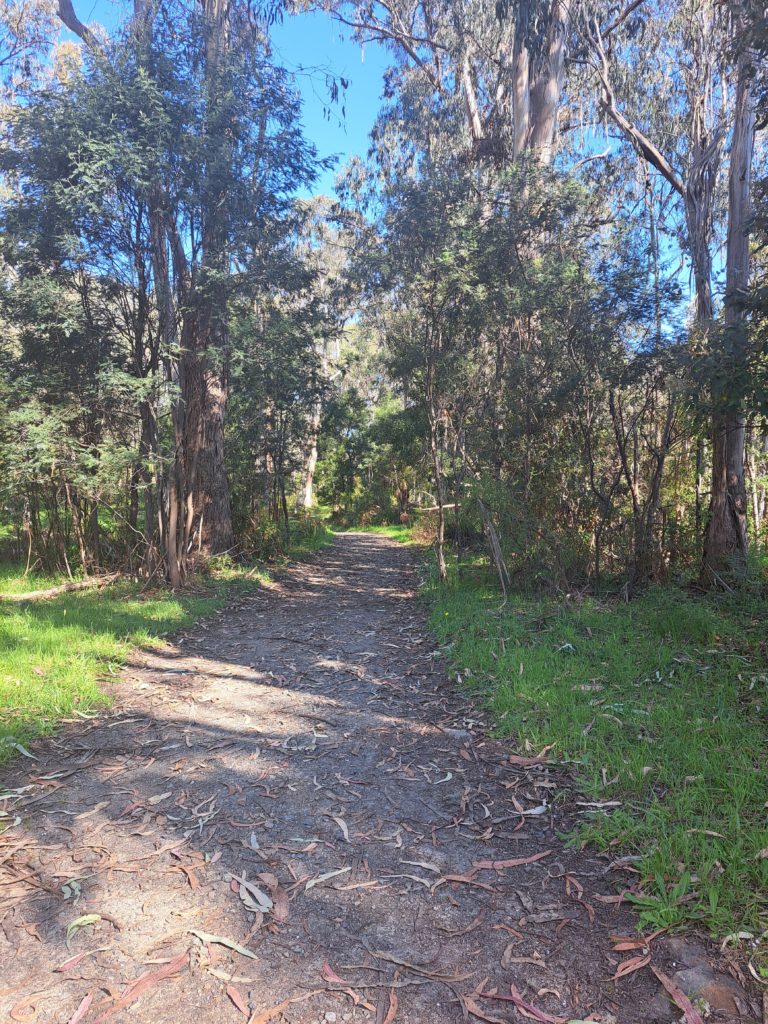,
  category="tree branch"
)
[590,19,684,196]
[56,0,98,47]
